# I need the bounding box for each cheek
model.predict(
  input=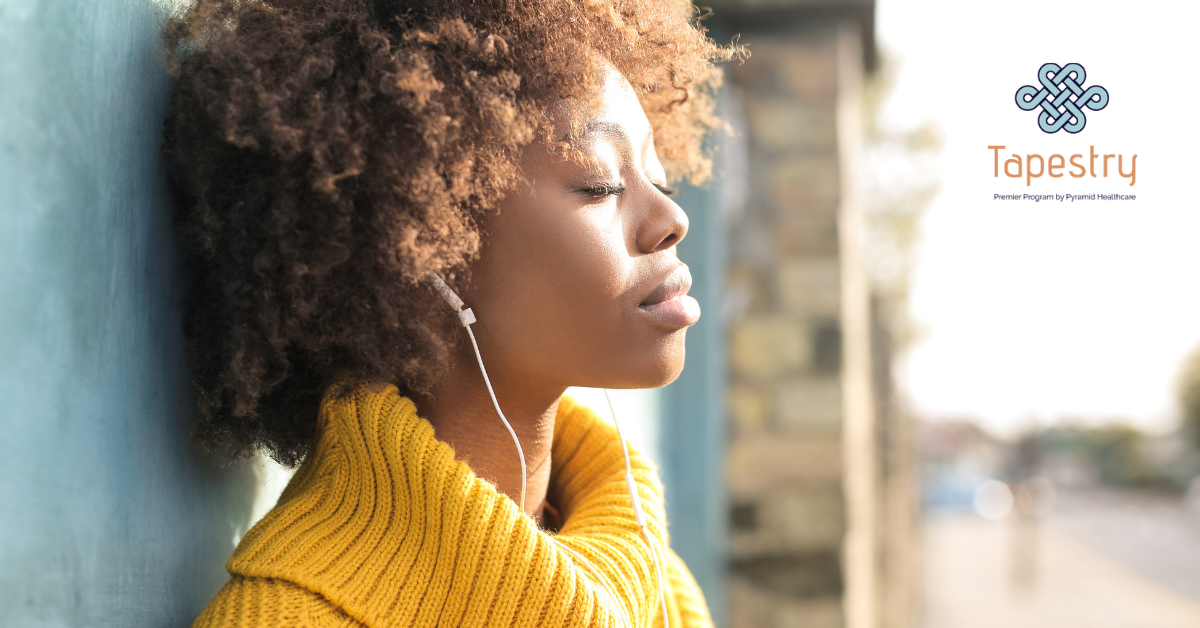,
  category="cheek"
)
[477,193,633,373]
[536,206,635,356]
[556,212,630,318]
[528,208,686,388]
[477,191,686,388]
